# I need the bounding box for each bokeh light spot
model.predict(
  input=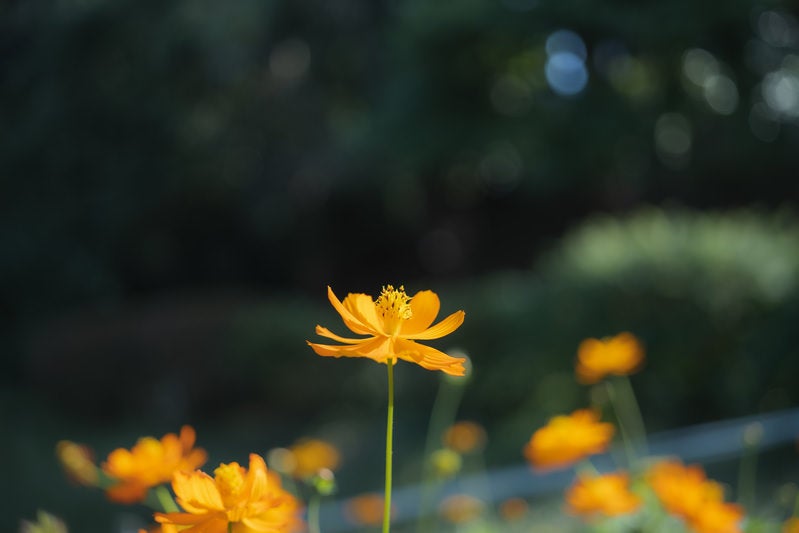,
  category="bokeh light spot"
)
[654,113,692,168]
[682,48,719,86]
[762,70,799,116]
[269,38,311,84]
[703,74,739,115]
[545,52,588,96]
[546,30,587,60]
[757,10,799,48]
